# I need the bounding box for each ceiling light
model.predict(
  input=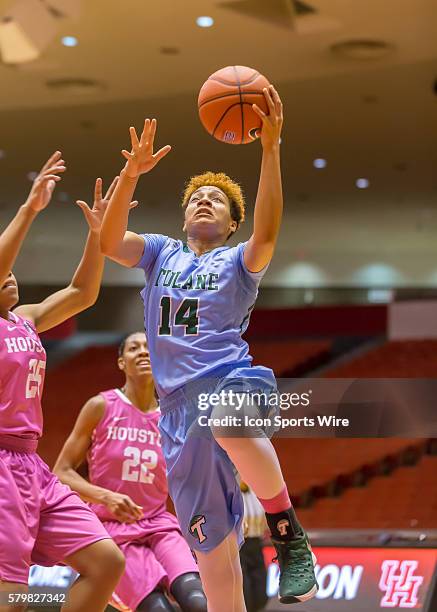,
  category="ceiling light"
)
[196,16,214,28]
[61,35,77,47]
[356,178,369,189]
[313,158,327,169]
